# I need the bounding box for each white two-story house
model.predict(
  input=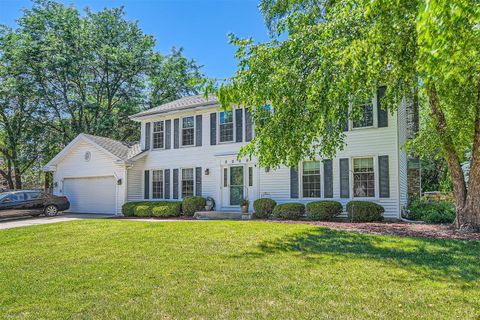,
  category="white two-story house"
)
[45,93,417,218]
